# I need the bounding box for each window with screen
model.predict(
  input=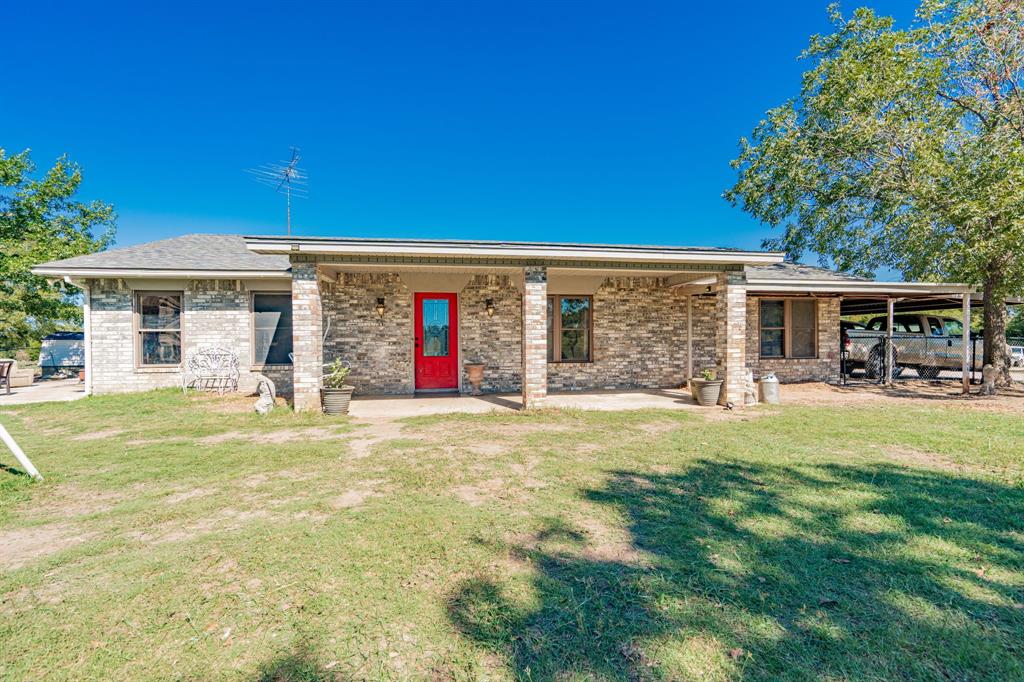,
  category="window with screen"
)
[136,292,182,366]
[547,295,592,363]
[252,293,293,366]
